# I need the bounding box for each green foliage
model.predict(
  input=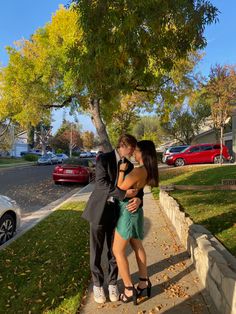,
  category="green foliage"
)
[160,102,211,144]
[72,151,80,157]
[0,201,90,313]
[107,92,145,146]
[0,3,218,150]
[55,148,64,154]
[76,0,218,101]
[23,154,39,161]
[132,115,166,146]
